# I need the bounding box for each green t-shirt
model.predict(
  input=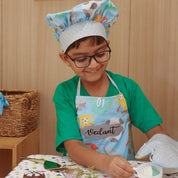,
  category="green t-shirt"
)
[53,70,162,155]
